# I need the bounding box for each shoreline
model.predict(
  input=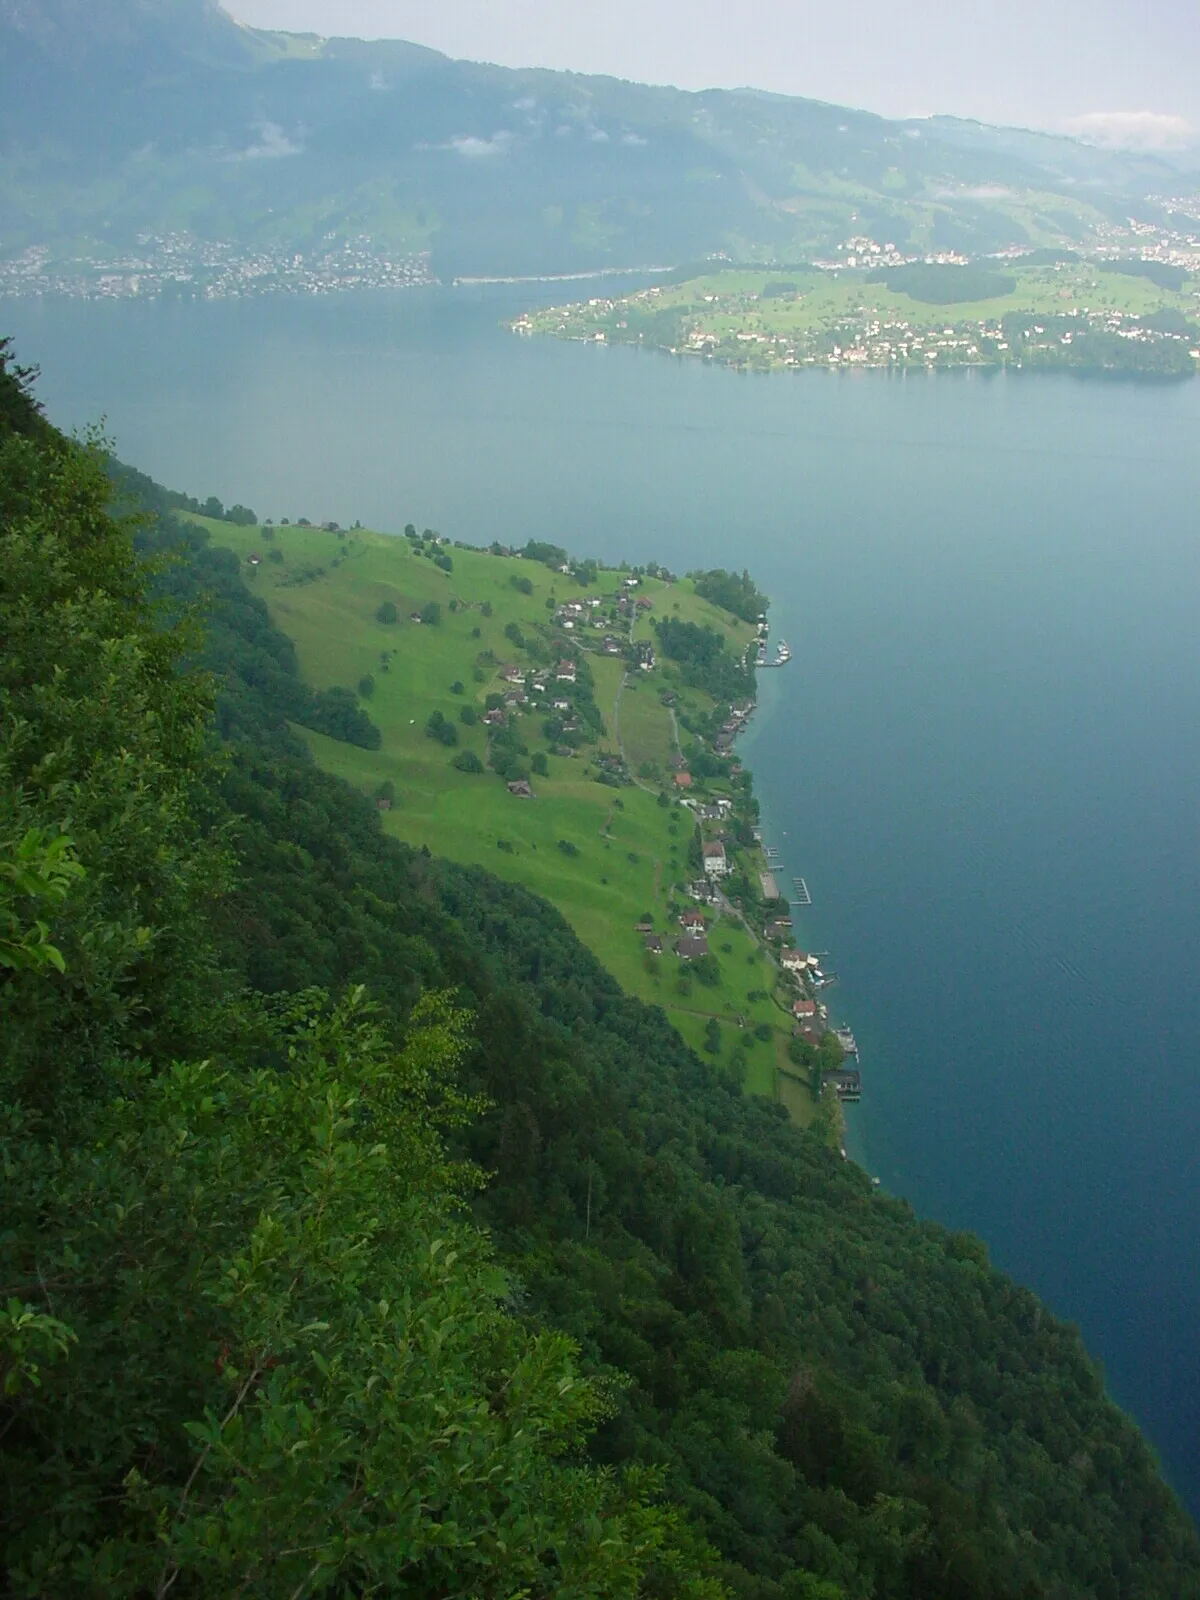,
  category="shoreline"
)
[735,629,870,1160]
